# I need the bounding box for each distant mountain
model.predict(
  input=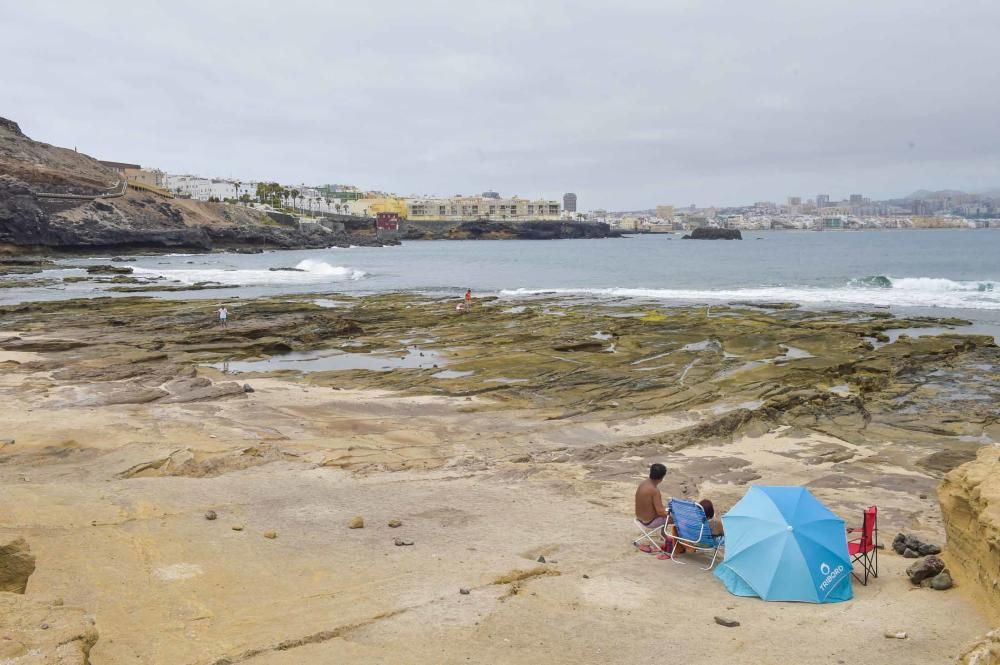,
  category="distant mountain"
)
[903,189,971,200]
